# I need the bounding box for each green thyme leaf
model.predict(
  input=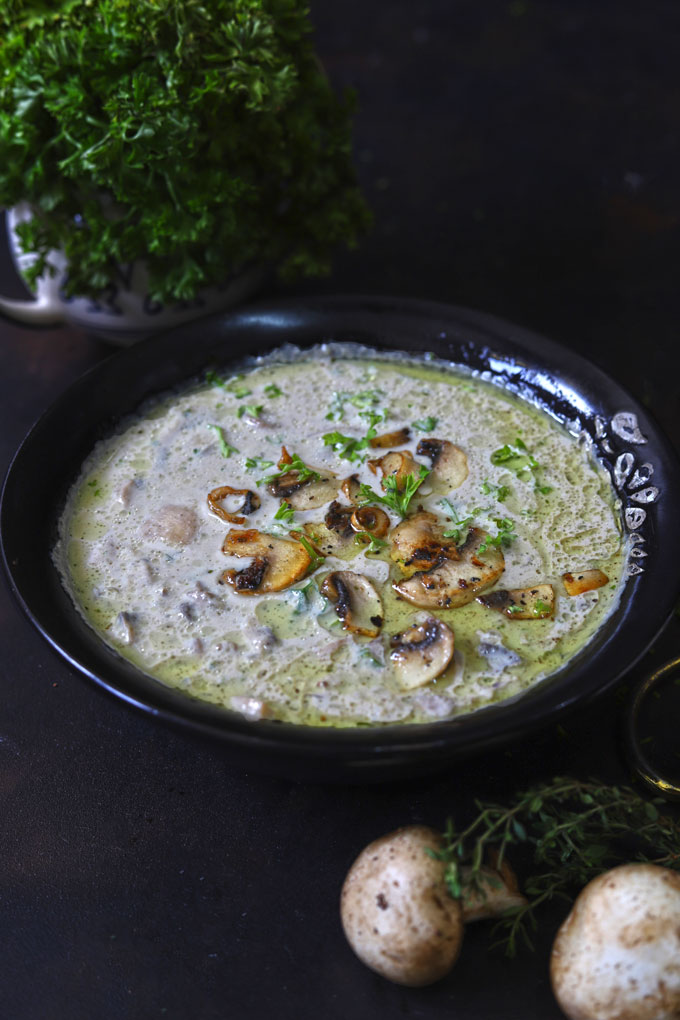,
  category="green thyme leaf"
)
[206,424,238,458]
